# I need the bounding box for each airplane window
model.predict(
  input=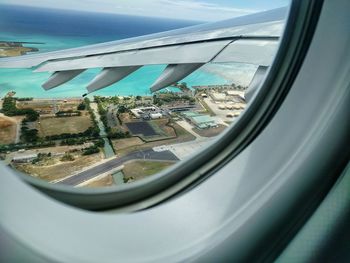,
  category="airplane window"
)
[0,0,290,208]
